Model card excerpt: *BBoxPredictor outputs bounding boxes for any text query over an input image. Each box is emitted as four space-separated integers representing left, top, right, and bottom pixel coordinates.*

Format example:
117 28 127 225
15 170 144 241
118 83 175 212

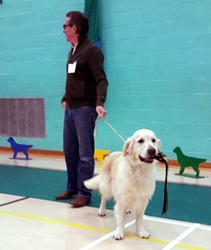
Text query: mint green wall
0 0 84 150
0 0 211 161
98 0 211 161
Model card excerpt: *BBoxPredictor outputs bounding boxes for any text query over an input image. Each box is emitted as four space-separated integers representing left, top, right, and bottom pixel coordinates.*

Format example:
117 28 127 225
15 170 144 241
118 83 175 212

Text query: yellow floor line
0 209 205 250
0 209 109 234
125 233 205 250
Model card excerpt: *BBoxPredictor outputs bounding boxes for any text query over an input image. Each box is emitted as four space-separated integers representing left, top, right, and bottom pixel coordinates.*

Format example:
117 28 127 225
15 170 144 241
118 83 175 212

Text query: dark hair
66 11 89 41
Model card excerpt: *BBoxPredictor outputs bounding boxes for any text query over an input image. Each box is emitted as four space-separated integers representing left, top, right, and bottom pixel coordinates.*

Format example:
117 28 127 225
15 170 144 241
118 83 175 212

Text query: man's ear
123 137 132 156
72 24 77 32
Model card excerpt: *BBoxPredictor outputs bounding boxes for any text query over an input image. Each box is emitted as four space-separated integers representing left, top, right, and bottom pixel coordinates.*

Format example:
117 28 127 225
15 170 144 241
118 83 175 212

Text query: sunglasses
63 24 73 29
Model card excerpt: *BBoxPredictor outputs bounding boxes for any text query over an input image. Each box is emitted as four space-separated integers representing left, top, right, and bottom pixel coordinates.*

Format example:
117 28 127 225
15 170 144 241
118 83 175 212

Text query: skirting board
0 146 210 169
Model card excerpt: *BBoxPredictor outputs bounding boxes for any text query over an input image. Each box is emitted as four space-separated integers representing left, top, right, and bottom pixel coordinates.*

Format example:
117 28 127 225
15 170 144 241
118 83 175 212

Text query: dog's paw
113 232 124 240
137 228 150 238
98 209 106 217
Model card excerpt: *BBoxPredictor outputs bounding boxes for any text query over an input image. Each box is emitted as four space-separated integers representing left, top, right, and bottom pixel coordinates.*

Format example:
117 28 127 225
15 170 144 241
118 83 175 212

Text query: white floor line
144 215 193 227
79 215 206 250
78 220 135 250
161 223 200 250
198 225 211 231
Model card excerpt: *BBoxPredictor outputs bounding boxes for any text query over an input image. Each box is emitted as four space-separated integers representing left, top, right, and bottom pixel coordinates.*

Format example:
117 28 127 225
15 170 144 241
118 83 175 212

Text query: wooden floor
0 151 211 250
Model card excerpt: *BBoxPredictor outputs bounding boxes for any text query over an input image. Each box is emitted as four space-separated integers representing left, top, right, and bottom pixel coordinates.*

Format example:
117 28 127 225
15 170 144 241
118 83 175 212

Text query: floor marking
161 223 201 250
144 215 203 228
78 220 135 250
0 197 29 207
0 209 110 233
144 215 193 226
0 210 166 236
198 225 211 231
79 218 204 250
0 210 206 250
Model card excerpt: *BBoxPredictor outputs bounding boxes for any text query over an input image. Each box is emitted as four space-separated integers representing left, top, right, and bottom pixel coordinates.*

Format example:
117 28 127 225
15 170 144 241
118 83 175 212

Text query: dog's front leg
13 151 17 159
135 210 150 238
113 204 126 240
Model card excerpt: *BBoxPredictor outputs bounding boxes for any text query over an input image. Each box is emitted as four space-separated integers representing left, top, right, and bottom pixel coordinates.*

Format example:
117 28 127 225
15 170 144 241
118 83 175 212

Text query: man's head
63 11 89 44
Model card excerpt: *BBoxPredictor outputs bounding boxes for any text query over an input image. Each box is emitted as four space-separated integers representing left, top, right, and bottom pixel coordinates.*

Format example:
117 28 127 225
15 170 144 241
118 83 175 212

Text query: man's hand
96 106 107 118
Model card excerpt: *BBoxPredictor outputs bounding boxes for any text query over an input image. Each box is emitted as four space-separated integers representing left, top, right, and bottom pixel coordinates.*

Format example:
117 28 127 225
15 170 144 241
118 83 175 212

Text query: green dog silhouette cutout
173 146 206 177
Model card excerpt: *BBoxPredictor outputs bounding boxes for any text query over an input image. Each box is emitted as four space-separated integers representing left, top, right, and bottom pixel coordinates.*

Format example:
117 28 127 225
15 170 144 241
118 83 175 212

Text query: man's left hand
96 106 107 118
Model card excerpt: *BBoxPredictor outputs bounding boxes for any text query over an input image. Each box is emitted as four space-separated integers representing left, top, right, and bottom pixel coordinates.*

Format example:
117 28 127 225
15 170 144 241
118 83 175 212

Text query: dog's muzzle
139 147 156 163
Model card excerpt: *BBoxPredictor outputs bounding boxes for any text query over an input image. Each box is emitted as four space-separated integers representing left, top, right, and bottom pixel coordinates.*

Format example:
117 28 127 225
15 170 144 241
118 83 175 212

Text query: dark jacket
62 38 108 108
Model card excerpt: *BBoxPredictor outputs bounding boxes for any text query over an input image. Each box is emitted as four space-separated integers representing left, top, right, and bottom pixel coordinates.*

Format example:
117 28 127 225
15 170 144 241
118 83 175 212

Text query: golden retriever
84 129 161 240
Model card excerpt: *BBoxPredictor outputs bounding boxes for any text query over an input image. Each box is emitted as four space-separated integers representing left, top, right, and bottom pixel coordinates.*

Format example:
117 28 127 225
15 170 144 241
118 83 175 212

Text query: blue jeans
63 106 97 198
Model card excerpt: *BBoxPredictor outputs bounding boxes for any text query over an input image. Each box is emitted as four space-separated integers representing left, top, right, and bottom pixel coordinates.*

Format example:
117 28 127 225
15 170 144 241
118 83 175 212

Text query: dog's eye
138 139 144 143
152 138 156 143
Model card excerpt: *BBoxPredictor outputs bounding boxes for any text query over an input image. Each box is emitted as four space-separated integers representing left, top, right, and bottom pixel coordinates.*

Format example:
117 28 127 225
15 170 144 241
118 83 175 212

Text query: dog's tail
84 174 101 190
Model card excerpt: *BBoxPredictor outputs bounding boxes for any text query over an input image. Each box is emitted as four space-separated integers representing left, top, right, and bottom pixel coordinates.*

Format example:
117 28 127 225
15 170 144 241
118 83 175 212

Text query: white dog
84 129 161 240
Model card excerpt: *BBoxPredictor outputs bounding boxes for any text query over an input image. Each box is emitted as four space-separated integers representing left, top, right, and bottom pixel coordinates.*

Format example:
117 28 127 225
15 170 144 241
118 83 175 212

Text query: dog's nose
147 147 156 157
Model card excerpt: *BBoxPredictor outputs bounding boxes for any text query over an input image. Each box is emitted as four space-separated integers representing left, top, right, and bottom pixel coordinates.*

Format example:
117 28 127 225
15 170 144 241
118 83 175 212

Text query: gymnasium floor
0 151 211 250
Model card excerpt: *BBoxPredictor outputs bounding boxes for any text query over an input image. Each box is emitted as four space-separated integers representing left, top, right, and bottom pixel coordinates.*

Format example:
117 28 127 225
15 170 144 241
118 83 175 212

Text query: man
56 11 108 207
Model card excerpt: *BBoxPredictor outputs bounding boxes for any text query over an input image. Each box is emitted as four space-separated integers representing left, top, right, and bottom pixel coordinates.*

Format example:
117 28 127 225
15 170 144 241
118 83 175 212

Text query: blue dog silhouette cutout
7 137 33 160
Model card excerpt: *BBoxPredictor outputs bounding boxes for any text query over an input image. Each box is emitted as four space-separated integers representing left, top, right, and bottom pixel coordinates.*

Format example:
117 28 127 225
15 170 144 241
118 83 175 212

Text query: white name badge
68 61 77 73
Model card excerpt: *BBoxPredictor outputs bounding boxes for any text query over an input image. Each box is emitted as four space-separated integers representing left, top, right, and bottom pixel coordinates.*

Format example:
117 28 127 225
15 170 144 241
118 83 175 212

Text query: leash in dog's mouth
154 152 168 215
139 155 154 163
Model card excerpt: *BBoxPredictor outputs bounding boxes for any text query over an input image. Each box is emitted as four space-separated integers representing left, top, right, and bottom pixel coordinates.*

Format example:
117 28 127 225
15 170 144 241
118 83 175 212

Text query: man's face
63 17 76 43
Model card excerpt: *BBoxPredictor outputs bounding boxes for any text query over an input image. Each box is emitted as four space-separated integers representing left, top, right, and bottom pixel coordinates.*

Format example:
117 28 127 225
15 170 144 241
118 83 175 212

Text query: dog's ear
123 137 132 156
156 138 161 152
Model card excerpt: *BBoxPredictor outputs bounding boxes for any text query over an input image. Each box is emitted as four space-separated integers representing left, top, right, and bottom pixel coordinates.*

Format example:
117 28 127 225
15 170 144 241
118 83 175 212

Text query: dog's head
7 137 14 143
123 129 161 164
173 146 180 153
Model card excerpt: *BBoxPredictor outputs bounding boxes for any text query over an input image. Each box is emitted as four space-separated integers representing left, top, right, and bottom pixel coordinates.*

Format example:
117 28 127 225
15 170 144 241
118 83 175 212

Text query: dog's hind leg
193 165 200 177
113 204 126 240
98 178 112 217
23 150 29 159
98 196 107 217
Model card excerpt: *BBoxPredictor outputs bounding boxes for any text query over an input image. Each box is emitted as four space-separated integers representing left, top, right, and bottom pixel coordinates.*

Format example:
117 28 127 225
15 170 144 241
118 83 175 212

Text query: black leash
154 152 169 215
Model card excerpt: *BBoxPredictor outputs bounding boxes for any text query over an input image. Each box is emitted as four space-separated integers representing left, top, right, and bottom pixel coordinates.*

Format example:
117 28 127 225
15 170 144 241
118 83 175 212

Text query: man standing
56 11 108 208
